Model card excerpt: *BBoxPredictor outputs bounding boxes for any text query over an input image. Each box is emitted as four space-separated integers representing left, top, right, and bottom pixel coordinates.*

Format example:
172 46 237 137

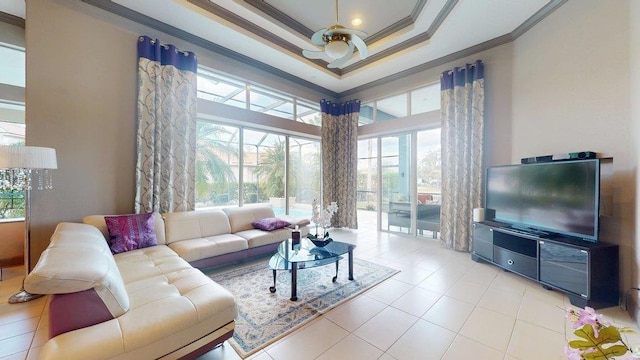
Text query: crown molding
81 0 566 97
0 11 25 29
81 0 338 98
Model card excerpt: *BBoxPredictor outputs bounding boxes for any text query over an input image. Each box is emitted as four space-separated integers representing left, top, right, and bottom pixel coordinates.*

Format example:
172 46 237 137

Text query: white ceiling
0 0 566 95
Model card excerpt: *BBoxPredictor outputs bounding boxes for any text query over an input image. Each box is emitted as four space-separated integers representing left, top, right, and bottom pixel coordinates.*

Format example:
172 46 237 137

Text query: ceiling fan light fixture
325 40 350 59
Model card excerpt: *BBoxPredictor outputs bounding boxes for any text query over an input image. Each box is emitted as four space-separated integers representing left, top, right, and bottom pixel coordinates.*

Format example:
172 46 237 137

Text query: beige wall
511 0 634 297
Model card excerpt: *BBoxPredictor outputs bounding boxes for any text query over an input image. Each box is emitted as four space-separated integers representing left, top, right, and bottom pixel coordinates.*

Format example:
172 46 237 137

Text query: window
358 83 440 125
195 119 320 215
411 84 440 115
0 44 25 87
197 66 322 125
195 122 239 207
288 137 321 216
0 103 25 220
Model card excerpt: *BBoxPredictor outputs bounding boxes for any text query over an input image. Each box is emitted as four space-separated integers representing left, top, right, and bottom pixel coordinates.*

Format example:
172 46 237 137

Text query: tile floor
0 227 637 360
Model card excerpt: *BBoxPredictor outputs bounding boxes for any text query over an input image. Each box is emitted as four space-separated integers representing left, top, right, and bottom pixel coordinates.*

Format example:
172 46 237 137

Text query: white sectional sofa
24 205 310 360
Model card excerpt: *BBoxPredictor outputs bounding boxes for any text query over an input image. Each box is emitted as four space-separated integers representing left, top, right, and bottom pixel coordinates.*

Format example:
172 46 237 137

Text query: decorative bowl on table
310 238 332 247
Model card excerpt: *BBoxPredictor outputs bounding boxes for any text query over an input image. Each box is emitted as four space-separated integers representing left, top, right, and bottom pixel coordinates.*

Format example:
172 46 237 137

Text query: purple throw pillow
104 213 158 254
252 217 291 231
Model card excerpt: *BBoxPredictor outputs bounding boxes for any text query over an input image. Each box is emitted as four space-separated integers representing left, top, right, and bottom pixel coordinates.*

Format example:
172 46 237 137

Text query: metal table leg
348 248 354 280
290 262 298 301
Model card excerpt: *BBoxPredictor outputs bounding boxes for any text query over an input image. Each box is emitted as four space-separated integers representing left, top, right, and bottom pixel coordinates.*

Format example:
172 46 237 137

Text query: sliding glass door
381 134 413 233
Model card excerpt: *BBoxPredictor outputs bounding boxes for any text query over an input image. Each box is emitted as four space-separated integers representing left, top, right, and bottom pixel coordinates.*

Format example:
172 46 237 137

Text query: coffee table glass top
276 238 354 264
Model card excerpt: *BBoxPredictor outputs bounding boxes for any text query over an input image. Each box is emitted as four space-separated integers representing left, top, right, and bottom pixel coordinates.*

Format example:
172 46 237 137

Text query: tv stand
472 221 619 309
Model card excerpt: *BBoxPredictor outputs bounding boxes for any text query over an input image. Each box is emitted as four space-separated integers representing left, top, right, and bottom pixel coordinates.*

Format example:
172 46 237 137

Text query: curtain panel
320 99 359 229
135 36 198 214
440 60 485 251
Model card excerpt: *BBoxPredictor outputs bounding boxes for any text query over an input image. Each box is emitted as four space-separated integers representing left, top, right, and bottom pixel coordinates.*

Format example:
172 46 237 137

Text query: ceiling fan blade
325 27 367 38
351 34 368 59
302 49 326 60
327 41 355 69
311 29 327 46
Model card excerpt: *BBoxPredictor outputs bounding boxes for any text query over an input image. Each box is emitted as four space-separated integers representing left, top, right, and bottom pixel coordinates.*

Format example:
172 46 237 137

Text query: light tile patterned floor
0 226 637 360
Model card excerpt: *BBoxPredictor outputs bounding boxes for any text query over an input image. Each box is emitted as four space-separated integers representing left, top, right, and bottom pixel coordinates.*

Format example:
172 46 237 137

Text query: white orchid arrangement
308 199 338 241
565 306 639 360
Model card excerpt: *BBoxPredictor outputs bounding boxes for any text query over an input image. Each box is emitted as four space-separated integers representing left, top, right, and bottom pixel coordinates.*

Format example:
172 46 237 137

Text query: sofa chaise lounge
24 205 310 360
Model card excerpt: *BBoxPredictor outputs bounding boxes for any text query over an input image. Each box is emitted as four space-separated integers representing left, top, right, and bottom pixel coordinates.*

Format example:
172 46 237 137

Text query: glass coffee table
269 238 356 301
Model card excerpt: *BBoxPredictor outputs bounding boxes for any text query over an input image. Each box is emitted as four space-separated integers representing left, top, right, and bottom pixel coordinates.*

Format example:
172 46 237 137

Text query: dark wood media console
472 221 619 309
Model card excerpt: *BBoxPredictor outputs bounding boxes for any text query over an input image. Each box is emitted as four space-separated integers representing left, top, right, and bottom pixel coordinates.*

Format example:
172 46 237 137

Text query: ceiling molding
0 11 24 28
511 0 567 38
187 0 331 71
338 33 513 99
81 0 566 98
81 0 338 98
339 0 456 74
195 0 438 73
243 0 428 47
243 0 314 38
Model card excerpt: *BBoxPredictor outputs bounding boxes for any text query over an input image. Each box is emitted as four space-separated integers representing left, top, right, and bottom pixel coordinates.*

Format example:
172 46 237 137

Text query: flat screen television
484 159 600 242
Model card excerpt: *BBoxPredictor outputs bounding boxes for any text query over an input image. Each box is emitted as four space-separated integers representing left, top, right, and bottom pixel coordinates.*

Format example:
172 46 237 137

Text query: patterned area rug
207 256 399 358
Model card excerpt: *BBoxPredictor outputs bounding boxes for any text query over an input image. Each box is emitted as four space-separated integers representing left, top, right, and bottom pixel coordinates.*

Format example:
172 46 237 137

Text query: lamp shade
0 146 58 170
325 40 350 59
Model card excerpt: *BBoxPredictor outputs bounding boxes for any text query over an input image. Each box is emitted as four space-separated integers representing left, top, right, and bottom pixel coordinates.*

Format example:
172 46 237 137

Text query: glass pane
289 137 320 217
359 102 374 125
411 84 440 115
0 44 25 87
197 70 246 109
195 122 239 208
416 128 441 238
376 94 407 120
0 102 25 145
243 129 285 208
249 86 294 120
297 101 321 125
357 138 378 229
381 134 412 233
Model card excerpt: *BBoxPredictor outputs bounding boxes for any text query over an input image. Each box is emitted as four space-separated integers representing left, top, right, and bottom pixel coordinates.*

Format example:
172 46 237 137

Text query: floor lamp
0 146 57 304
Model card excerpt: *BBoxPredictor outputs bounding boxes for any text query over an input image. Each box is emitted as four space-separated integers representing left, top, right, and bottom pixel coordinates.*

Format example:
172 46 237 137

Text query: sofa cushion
83 212 166 245
163 209 232 244
105 212 158 254
24 222 130 318
168 234 248 262
252 217 291 231
223 206 276 233
235 227 295 248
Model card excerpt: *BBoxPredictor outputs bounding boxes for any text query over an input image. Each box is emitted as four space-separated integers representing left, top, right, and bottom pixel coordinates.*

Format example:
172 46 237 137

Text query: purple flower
564 345 590 360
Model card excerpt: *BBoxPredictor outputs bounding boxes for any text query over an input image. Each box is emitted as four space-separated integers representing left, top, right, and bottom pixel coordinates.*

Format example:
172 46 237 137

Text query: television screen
485 159 600 241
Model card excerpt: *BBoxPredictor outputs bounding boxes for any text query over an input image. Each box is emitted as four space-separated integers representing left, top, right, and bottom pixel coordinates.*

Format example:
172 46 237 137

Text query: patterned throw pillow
251 217 291 231
104 213 158 254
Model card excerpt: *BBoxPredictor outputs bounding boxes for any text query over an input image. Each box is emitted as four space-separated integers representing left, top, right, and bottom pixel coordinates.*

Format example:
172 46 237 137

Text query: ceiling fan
302 0 368 69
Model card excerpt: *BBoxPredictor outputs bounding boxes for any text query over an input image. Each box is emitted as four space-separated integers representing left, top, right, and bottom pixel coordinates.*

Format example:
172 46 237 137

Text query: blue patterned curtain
321 99 359 229
135 36 198 213
440 60 485 251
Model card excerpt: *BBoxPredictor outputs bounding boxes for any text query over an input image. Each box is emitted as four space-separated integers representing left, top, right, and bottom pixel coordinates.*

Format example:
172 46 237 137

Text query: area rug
206 256 399 358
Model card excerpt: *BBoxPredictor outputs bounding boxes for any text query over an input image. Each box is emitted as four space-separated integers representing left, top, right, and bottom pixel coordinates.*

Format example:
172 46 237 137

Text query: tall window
195 120 320 215
289 137 321 216
195 122 239 207
0 43 26 220
357 138 378 228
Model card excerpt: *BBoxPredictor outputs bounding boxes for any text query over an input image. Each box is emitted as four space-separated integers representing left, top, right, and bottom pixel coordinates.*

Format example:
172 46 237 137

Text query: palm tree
253 139 298 199
196 122 238 205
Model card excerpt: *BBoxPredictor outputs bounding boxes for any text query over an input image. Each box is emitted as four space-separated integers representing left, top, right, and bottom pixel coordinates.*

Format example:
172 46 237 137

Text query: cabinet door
472 223 493 260
539 241 589 298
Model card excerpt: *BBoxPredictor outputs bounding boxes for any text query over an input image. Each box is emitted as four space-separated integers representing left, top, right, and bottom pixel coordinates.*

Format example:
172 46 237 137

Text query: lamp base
9 289 43 304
